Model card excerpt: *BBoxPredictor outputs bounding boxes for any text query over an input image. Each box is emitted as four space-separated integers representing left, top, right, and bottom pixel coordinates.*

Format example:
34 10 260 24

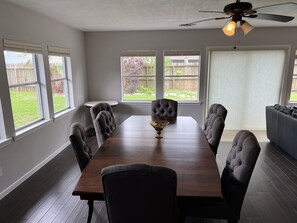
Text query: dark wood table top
73 116 222 202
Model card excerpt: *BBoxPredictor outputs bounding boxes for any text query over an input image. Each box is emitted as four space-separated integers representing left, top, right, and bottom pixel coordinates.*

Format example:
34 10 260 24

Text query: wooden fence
6 67 35 91
7 67 297 93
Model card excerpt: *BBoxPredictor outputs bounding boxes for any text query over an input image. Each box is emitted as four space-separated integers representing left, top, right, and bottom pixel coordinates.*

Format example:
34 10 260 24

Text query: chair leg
87 200 94 223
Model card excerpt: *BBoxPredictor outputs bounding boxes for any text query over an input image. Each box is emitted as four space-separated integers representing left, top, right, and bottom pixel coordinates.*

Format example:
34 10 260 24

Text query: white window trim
14 119 52 141
47 46 73 115
288 51 297 104
120 50 157 102
163 50 201 103
0 138 12 149
4 40 46 131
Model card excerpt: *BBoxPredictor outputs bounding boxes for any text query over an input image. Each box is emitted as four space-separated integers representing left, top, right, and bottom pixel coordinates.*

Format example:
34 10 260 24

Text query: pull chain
233 28 241 50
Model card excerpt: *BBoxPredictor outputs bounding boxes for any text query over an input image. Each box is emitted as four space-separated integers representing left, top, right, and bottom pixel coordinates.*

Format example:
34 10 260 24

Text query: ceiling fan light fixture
240 20 254 35
222 20 236 36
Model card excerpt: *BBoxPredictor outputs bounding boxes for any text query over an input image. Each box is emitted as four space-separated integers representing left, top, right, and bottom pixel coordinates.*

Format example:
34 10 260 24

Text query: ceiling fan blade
255 2 297 12
199 10 225 14
256 13 294 22
180 16 231 27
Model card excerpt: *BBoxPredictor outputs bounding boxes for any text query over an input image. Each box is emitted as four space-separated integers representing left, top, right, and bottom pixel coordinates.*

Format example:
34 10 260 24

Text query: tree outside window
121 55 156 101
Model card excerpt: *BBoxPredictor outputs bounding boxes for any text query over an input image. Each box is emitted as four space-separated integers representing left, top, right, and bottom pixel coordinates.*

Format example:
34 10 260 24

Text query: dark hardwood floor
0 135 297 223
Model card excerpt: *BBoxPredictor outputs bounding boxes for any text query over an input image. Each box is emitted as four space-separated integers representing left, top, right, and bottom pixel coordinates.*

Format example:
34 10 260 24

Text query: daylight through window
164 51 200 101
48 46 71 114
121 51 156 101
3 40 44 130
289 51 297 103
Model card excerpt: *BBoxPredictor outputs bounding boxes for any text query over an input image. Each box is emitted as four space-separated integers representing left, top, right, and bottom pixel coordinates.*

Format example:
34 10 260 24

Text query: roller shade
48 45 70 57
121 50 156 57
3 39 42 54
164 50 200 56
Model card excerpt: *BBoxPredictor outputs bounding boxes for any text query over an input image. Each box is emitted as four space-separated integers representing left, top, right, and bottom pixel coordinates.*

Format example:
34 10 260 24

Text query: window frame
120 50 157 102
289 52 297 104
47 46 72 116
163 50 200 102
3 39 46 131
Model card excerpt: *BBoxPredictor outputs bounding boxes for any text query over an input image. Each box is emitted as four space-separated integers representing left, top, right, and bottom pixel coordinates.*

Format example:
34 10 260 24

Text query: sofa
266 105 297 159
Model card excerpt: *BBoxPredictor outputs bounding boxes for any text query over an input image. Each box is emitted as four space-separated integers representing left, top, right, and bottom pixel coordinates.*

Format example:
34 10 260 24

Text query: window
48 46 72 114
289 52 297 103
3 39 44 130
164 51 200 101
208 49 286 130
121 51 156 101
0 99 5 140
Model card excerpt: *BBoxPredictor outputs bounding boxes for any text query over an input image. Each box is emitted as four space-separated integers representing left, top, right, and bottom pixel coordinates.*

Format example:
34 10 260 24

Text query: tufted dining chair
151 99 178 124
69 122 94 223
90 102 116 126
101 163 177 223
93 110 116 148
179 130 261 223
204 103 227 131
204 113 225 156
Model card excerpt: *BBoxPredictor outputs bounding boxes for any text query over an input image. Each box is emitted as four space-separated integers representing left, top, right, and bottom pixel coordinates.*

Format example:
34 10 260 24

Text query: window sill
288 102 297 105
121 100 202 105
14 119 53 141
9 109 76 142
0 138 13 149
54 108 76 121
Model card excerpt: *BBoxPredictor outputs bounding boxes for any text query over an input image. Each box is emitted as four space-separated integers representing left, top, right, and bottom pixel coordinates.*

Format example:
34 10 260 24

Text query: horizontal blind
121 50 156 57
164 50 200 56
48 45 70 57
3 39 43 54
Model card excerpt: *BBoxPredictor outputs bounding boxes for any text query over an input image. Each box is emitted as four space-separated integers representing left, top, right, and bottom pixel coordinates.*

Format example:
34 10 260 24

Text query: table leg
87 200 94 223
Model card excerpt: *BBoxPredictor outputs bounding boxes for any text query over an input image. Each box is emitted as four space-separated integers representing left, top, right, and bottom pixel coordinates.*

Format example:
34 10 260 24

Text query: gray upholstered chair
151 99 178 124
93 110 116 147
179 130 261 223
204 113 225 156
90 102 116 126
204 103 227 130
101 163 177 223
69 122 94 223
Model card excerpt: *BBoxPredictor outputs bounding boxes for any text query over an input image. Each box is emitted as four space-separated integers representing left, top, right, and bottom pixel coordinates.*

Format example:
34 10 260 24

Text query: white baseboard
0 141 70 200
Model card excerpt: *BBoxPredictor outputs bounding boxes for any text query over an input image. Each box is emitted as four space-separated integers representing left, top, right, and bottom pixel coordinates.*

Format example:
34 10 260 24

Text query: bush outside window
48 55 70 113
121 52 156 101
164 51 200 101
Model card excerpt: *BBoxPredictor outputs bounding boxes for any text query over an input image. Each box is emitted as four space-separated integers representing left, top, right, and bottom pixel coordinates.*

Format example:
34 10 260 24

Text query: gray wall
1 0 297 200
85 28 297 125
0 2 88 199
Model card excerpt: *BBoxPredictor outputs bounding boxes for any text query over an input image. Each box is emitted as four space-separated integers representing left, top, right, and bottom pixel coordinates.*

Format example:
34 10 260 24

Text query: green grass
124 94 156 101
290 92 297 101
124 89 197 101
164 89 197 100
10 91 66 129
11 90 297 128
53 95 67 113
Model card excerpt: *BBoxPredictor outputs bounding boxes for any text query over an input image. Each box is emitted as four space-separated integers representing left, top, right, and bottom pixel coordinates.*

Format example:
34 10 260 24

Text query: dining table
72 115 222 218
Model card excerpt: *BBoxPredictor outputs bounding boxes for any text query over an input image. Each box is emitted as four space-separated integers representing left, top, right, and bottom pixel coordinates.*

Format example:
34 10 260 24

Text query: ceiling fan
180 0 296 36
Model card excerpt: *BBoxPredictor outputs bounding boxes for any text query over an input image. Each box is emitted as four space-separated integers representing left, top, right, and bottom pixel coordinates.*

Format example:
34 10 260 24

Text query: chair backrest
204 103 227 130
93 110 116 147
204 113 225 156
90 102 115 125
221 130 260 221
69 122 92 172
101 163 177 223
151 99 178 124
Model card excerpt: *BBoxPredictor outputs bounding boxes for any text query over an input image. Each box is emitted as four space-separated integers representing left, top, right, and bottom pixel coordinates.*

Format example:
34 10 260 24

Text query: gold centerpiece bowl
150 120 169 139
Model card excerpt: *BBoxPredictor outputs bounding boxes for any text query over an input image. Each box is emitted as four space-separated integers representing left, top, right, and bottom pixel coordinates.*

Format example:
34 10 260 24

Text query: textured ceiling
4 0 297 31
